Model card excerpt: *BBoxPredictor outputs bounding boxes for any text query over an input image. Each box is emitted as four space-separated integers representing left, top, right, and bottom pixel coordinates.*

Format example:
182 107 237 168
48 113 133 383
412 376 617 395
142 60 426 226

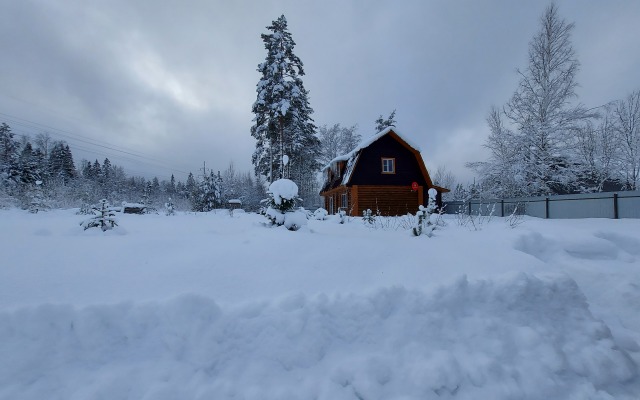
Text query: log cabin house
320 128 448 216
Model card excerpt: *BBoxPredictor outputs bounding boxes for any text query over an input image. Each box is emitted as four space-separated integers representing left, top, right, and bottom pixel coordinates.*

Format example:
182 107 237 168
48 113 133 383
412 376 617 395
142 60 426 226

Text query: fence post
501 200 504 217
468 201 471 215
545 197 549 219
613 193 619 219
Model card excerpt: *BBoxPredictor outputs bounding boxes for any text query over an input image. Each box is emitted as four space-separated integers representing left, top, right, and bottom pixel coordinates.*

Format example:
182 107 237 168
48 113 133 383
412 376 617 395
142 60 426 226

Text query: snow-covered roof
322 127 422 172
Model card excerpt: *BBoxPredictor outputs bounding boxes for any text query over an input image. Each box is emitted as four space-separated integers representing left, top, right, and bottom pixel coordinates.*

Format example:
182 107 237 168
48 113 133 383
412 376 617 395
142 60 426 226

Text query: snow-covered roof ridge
322 127 421 171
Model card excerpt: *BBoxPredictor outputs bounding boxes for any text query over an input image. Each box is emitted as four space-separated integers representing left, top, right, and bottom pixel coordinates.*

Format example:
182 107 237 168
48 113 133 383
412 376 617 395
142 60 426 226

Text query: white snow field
1 209 639 399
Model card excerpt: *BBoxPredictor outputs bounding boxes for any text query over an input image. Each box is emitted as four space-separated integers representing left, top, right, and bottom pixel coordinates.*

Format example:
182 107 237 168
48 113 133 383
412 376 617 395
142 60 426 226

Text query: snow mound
0 274 636 400
595 231 640 256
515 231 638 263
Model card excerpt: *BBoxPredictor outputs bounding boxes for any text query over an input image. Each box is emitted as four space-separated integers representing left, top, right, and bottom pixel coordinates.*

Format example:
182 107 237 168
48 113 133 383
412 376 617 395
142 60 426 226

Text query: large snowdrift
0 274 636 400
1 209 640 398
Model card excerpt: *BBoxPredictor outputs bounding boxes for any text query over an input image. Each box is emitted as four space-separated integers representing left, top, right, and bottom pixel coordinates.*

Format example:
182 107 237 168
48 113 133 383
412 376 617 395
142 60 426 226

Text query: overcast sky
1 1 638 184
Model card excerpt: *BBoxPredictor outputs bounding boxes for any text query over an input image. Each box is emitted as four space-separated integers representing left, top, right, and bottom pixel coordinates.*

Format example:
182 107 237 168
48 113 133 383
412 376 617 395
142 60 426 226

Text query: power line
1 112 195 178
27 136 189 179
0 112 192 170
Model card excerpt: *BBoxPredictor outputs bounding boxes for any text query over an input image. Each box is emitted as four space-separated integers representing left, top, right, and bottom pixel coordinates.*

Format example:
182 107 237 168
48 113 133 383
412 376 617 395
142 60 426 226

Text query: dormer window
331 162 341 178
382 158 395 174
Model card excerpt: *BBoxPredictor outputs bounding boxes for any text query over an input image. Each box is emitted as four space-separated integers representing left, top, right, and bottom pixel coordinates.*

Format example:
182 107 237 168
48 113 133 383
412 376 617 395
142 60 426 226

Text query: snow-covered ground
1 209 639 399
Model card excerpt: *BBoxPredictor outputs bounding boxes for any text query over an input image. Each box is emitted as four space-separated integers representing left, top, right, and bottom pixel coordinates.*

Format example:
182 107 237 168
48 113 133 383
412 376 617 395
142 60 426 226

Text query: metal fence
443 191 640 219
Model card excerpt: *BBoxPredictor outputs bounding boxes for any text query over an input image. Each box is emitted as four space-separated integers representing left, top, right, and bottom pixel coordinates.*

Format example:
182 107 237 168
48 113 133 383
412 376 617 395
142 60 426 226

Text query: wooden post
613 193 619 219
468 201 472 215
501 200 504 217
545 197 550 219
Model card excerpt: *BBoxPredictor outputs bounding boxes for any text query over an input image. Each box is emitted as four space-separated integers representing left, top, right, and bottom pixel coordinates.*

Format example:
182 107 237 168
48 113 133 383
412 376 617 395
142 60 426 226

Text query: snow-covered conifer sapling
264 179 307 231
413 188 438 237
165 198 175 216
80 199 118 231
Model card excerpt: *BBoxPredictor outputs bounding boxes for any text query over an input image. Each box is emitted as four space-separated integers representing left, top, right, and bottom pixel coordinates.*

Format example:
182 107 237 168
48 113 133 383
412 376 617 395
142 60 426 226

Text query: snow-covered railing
443 190 640 219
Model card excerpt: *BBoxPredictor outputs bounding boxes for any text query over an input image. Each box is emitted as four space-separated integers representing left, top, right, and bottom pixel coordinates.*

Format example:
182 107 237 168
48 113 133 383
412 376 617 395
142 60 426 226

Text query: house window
382 158 395 174
341 193 348 209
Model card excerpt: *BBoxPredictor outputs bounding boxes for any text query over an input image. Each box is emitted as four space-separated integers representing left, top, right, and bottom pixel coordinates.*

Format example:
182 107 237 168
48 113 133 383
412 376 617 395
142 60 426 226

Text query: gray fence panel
443 190 640 219
544 192 614 219
524 200 547 218
619 192 640 218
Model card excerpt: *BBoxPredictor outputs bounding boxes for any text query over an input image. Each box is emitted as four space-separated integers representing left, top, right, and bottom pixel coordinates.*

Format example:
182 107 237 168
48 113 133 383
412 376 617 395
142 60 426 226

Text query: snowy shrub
165 198 175 216
506 204 525 228
27 181 48 214
76 203 93 215
312 207 328 220
338 209 346 224
412 188 438 237
456 200 495 231
263 179 307 231
80 199 118 231
362 208 378 225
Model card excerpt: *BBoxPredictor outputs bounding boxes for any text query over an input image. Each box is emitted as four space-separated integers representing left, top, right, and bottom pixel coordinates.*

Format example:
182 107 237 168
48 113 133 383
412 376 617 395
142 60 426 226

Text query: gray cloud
1 0 638 183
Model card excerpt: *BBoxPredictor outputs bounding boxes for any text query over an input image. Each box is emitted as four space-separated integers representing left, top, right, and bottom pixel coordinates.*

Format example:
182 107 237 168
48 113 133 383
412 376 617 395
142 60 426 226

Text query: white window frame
382 157 395 174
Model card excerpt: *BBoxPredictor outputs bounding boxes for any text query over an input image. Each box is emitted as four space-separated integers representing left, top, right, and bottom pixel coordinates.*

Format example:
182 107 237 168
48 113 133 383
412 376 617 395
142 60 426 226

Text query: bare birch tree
613 90 640 190
505 3 593 195
467 106 527 197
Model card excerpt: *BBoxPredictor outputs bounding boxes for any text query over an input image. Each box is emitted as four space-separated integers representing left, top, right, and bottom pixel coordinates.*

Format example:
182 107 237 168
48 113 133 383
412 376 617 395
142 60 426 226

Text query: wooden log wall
355 185 419 216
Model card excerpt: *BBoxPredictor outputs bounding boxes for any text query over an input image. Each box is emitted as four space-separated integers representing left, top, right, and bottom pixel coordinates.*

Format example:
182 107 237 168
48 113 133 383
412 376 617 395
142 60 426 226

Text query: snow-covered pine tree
192 170 222 212
18 142 41 186
263 178 306 230
80 199 118 231
140 180 152 211
28 180 48 213
100 158 112 197
251 14 321 192
0 123 20 190
165 197 175 216
413 188 438 237
48 141 75 185
167 174 176 197
374 110 397 133
185 172 197 200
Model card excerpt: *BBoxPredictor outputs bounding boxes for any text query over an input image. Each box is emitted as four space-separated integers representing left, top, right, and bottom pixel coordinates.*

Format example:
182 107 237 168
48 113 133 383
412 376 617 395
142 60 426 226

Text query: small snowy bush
27 181 48 213
413 188 438 237
337 209 346 224
263 179 307 231
362 209 378 225
80 199 118 232
312 208 328 220
165 198 175 216
506 203 524 228
456 200 495 231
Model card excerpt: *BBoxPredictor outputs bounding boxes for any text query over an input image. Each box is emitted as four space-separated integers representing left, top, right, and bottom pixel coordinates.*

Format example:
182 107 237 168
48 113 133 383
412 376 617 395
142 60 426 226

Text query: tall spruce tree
18 142 41 185
48 141 76 185
251 15 321 190
0 123 20 187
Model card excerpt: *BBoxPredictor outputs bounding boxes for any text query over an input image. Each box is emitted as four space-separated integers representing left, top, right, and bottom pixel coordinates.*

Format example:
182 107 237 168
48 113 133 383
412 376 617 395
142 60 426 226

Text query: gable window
381 158 395 174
